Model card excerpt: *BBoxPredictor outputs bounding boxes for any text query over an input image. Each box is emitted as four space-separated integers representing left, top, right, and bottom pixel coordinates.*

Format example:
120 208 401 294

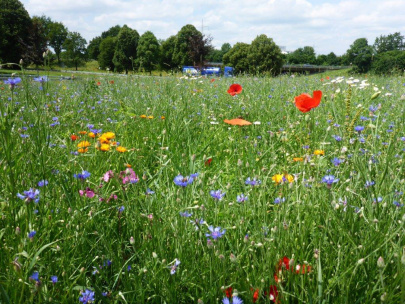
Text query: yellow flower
88 132 96 138
314 150 325 155
147 115 154 119
116 146 127 153
160 116 165 120
293 157 304 162
77 141 91 148
140 114 147 118
78 148 88 153
102 132 115 140
98 136 110 144
272 174 294 184
99 144 110 152
79 131 87 135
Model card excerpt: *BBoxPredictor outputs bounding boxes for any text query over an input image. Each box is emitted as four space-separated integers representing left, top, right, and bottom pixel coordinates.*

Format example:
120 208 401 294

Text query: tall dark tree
101 25 122 39
374 32 404 53
87 36 103 60
62 31 87 70
98 36 116 70
26 16 49 66
137 31 160 73
247 34 284 75
48 22 68 64
113 25 139 73
0 0 32 65
173 24 211 66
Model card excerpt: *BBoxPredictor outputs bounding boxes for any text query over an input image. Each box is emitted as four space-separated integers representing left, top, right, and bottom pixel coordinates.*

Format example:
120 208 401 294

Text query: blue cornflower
30 271 39 282
74 171 91 180
190 218 205 230
169 259 180 275
28 230 37 239
79 289 95 304
322 175 339 186
33 76 48 84
210 190 225 200
4 77 22 89
354 126 364 133
89 128 102 135
222 296 243 304
332 135 342 142
332 157 343 166
17 188 40 203
245 177 261 186
118 206 125 213
37 180 48 187
365 181 375 188
273 197 285 204
369 105 378 113
179 211 193 217
237 194 248 203
173 174 194 187
205 226 226 240
51 275 58 284
393 201 403 207
145 188 155 195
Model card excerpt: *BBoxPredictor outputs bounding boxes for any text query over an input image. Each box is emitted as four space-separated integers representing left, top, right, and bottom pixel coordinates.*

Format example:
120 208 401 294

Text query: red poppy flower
252 288 260 303
70 134 78 141
264 285 279 303
210 78 215 83
205 158 213 166
224 287 233 298
227 84 242 96
294 90 322 113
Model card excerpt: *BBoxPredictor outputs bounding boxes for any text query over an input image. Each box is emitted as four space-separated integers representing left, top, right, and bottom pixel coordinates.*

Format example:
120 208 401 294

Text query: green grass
0 70 404 303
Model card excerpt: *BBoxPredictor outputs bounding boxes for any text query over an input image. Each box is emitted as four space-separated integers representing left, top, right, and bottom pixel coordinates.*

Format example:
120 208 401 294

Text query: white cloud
21 0 405 55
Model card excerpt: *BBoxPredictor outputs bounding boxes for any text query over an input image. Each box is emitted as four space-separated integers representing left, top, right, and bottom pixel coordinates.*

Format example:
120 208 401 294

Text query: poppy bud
371 91 381 100
130 236 135 244
19 59 23 65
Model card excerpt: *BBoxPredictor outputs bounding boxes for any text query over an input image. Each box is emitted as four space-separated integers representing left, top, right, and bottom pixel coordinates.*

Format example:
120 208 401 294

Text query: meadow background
0 70 404 303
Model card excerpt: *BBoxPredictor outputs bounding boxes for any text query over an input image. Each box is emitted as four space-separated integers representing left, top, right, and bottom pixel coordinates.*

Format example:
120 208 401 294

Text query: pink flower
120 168 139 184
79 187 95 198
103 170 114 182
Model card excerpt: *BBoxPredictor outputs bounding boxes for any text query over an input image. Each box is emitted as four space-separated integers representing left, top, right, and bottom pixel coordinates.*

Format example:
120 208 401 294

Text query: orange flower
294 90 322 113
78 148 88 153
79 131 87 135
109 80 114 84
293 157 304 162
99 144 110 152
224 118 252 126
70 134 78 141
125 163 132 168
147 115 154 119
102 132 115 140
160 116 165 120
77 141 91 148
88 132 96 138
227 83 242 96
116 146 127 153
140 114 147 118
96 81 101 86
98 136 110 144
314 149 325 155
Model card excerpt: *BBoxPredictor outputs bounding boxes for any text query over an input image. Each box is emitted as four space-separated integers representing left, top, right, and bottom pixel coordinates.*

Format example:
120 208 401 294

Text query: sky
21 0 405 56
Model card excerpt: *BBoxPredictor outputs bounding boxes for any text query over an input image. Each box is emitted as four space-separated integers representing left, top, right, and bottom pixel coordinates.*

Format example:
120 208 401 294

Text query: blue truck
182 66 234 77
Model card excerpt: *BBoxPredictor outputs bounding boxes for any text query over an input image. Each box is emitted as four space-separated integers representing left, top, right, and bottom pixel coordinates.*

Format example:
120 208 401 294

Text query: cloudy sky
21 0 405 55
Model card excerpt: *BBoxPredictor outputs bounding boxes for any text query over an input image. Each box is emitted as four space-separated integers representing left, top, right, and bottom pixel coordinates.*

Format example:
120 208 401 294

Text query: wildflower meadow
0 70 404 303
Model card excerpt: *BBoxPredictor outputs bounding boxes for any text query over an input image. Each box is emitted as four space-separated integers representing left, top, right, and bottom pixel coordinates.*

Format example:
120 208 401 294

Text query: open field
0 71 404 303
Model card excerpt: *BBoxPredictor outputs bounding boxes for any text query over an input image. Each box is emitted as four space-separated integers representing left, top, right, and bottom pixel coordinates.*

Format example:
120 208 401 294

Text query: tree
101 25 122 39
345 38 374 73
62 31 87 70
372 50 405 75
247 34 284 75
287 46 317 64
137 31 160 73
0 0 32 65
87 36 103 60
26 16 49 66
113 25 139 73
223 42 250 74
173 24 211 67
207 43 232 62
98 36 116 70
160 35 177 70
48 22 68 64
374 32 404 53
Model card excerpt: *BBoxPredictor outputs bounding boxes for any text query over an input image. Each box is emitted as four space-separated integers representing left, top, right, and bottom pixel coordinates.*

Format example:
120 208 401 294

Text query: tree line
1 0 404 75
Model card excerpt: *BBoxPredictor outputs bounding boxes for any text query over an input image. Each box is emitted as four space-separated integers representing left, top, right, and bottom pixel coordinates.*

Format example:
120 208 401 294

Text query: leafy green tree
87 36 102 60
26 16 49 66
101 25 122 39
137 31 160 73
48 22 68 64
372 50 405 74
374 32 404 53
62 31 87 70
160 35 177 70
98 36 116 70
223 42 250 74
113 25 139 73
207 43 232 62
345 38 374 72
0 0 32 65
287 46 317 64
247 34 284 75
